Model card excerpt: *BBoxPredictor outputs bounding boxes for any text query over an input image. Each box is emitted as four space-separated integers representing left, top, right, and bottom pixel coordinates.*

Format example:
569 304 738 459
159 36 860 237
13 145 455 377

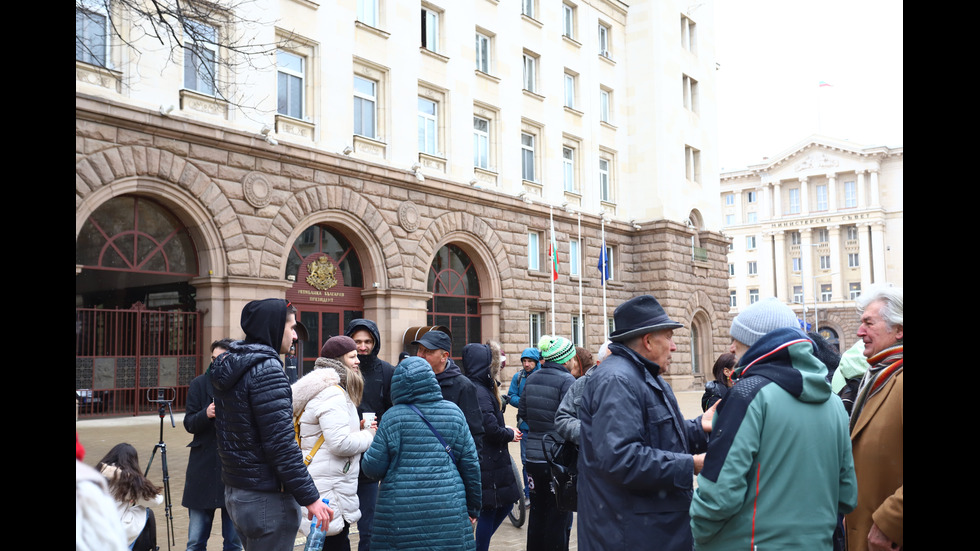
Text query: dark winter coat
345 319 394 421
181 369 226 509
361 357 481 550
211 299 319 506
700 380 729 412
518 360 575 464
462 343 521 511
436 359 485 456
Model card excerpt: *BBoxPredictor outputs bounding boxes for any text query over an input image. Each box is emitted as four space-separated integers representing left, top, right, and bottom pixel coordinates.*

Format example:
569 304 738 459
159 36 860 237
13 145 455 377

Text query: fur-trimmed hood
462 341 502 390
291 363 342 415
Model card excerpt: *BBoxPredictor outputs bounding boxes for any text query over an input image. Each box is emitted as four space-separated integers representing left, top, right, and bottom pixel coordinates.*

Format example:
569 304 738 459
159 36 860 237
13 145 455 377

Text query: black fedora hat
609 295 683 342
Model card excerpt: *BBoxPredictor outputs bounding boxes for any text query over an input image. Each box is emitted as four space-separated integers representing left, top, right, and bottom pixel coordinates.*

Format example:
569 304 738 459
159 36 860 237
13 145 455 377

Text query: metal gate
75 303 201 417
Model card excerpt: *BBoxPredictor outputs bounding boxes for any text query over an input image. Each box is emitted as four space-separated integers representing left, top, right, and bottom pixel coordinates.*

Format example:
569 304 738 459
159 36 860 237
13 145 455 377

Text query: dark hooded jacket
211 298 319 506
345 319 394 421
462 343 521 511
436 358 485 456
518 360 575 464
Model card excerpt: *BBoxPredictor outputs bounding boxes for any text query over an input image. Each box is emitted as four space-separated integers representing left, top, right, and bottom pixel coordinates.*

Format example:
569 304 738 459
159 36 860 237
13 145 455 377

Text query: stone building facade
76 0 730 415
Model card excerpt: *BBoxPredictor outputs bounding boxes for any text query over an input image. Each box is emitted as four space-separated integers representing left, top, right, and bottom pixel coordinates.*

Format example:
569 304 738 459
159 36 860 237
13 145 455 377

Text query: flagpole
601 212 608 341
577 210 583 347
549 205 556 335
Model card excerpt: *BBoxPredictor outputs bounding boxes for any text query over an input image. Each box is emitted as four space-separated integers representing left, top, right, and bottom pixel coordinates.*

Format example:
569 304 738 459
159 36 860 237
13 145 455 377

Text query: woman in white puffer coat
293 335 376 550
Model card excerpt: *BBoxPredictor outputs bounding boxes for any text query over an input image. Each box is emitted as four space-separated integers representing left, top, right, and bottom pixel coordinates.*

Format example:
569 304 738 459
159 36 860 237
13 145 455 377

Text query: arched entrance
285 224 365 375
75 195 202 416
426 244 481 364
690 311 712 380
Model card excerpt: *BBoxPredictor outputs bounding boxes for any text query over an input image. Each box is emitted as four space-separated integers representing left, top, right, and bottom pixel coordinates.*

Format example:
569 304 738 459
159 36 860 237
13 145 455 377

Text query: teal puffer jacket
361 357 482 550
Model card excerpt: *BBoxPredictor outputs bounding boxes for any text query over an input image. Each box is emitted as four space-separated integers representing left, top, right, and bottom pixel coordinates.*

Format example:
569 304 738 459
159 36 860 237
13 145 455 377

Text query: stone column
361 288 433 365
857 171 867 209
800 228 814 311
773 180 782 218
870 221 887 284
827 173 838 211
800 177 809 216
759 230 775 298
773 230 787 301
827 224 843 300
869 169 881 208
858 223 872 291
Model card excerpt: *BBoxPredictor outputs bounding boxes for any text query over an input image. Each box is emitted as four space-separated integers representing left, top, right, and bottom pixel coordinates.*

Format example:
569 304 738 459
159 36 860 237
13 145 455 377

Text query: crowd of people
77 284 902 551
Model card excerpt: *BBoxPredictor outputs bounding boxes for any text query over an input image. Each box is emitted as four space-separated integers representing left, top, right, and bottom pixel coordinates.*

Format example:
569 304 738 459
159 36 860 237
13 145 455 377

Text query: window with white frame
353 75 378 139
793 285 803 303
685 145 701 184
729 263 735 276
599 157 611 202
529 311 545 346
523 51 538 93
792 257 802 272
724 214 734 226
787 188 801 214
747 212 757 223
562 146 575 192
76 5 108 66
681 14 697 54
562 3 575 39
820 255 831 270
724 194 735 205
603 245 615 281
569 238 581 277
849 282 861 299
528 232 541 271
358 0 379 27
749 289 760 304
522 0 536 19
790 231 801 245
747 190 758 203
730 290 737 308
183 20 218 96
746 235 756 250
747 261 758 275
816 228 829 242
564 72 576 109
421 7 440 53
844 180 857 207
571 314 584 346
475 31 491 74
820 284 832 302
848 253 859 268
277 50 305 119
846 225 858 240
599 87 612 123
417 97 439 155
816 184 828 211
598 22 610 57
473 116 490 169
683 74 699 113
521 132 536 182
607 316 616 336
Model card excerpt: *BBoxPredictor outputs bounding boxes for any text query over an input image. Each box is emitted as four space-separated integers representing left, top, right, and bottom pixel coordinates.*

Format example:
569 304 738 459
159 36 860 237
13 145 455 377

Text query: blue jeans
186 507 242 551
475 507 511 551
224 486 300 551
356 479 379 551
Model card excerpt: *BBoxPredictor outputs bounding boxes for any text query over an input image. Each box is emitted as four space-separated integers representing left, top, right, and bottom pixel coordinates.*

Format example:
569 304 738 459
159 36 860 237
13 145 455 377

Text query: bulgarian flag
549 217 559 281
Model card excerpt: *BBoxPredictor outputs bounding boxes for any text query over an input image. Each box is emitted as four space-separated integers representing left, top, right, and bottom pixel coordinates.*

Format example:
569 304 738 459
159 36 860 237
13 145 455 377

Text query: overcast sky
714 0 904 171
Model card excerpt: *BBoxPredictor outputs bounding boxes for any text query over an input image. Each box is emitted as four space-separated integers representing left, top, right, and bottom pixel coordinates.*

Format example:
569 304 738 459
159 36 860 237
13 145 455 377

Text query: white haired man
846 285 903 551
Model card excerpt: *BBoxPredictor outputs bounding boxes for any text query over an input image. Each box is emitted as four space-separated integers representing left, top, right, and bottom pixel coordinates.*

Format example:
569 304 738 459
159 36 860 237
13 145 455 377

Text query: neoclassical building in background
76 0 730 416
721 136 903 349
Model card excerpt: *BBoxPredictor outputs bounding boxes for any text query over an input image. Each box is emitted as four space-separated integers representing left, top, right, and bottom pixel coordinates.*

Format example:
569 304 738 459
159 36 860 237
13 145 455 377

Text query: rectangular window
821 284 832 302
729 263 735 276
725 193 735 205
747 261 758 275
523 52 537 93
683 74 699 113
598 23 610 57
183 21 218 96
730 290 737 308
569 238 581 277
820 255 831 270
521 132 536 182
848 253 860 268
816 228 829 242
685 145 701 183
421 8 439 52
747 212 757 223
816 184 828 211
353 75 378 139
473 116 490 169
357 0 379 27
607 316 616 336
844 181 857 208
787 188 801 214
849 282 862 299
746 235 756 250
277 50 305 119
681 14 697 54
603 245 615 281
528 232 540 271
76 6 107 66
417 97 438 155
599 157 611 202
846 226 859 240
790 231 801 245
562 3 574 38
749 289 760 304
599 87 611 123
564 72 576 108
747 191 757 203
563 146 575 192
792 257 802 272
529 312 544 346
571 314 583 347
793 285 804 303
724 214 734 226
475 32 491 73
522 0 535 19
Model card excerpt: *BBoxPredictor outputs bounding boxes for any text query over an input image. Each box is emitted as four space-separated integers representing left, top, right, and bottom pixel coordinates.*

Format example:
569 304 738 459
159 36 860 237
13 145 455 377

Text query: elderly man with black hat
577 295 712 551
413 329 485 455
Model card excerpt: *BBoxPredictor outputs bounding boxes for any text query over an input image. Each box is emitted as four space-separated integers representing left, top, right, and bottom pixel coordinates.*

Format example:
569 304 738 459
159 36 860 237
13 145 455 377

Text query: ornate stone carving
306 255 339 290
398 201 420 232
242 171 272 209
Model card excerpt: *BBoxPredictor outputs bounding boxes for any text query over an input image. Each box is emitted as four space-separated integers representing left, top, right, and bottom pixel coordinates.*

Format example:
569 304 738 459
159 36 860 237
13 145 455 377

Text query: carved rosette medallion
242 171 272 209
398 201 420 232
306 256 339 290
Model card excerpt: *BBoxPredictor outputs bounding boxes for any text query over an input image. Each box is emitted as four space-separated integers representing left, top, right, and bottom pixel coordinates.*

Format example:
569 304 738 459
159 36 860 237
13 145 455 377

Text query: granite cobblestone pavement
77 390 704 550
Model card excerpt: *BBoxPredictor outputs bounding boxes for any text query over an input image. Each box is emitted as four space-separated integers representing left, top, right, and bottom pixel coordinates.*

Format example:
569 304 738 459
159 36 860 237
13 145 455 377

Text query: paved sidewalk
77 390 704 550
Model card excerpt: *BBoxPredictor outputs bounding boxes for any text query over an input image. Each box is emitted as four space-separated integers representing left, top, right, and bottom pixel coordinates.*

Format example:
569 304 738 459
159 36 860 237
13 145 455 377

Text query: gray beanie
730 297 799 347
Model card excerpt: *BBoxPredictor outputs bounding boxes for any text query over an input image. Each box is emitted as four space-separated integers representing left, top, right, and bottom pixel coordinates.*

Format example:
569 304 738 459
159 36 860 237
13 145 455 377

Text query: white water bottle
304 498 330 551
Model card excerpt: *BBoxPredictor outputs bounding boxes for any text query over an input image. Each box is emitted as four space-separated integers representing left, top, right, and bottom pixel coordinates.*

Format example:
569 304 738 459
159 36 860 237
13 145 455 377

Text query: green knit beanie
538 335 576 365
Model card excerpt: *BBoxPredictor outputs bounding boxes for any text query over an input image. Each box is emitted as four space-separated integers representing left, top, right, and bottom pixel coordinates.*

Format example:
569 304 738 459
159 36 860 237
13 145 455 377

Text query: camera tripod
144 387 177 551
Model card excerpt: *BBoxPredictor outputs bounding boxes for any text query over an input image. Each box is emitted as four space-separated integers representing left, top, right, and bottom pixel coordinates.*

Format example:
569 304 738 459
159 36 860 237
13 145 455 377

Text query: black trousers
525 462 572 551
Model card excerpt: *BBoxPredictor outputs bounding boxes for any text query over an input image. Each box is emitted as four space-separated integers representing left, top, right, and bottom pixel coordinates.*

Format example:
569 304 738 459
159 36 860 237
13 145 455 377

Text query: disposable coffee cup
362 412 376 427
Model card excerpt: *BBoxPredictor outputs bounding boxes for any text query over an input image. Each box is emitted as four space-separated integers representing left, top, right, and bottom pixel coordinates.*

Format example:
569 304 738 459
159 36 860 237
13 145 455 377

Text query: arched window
690 311 712 377
427 244 481 359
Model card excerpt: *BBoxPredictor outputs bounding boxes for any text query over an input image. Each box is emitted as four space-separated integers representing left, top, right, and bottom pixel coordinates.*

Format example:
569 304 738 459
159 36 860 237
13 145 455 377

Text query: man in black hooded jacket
212 298 332 549
345 318 395 551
